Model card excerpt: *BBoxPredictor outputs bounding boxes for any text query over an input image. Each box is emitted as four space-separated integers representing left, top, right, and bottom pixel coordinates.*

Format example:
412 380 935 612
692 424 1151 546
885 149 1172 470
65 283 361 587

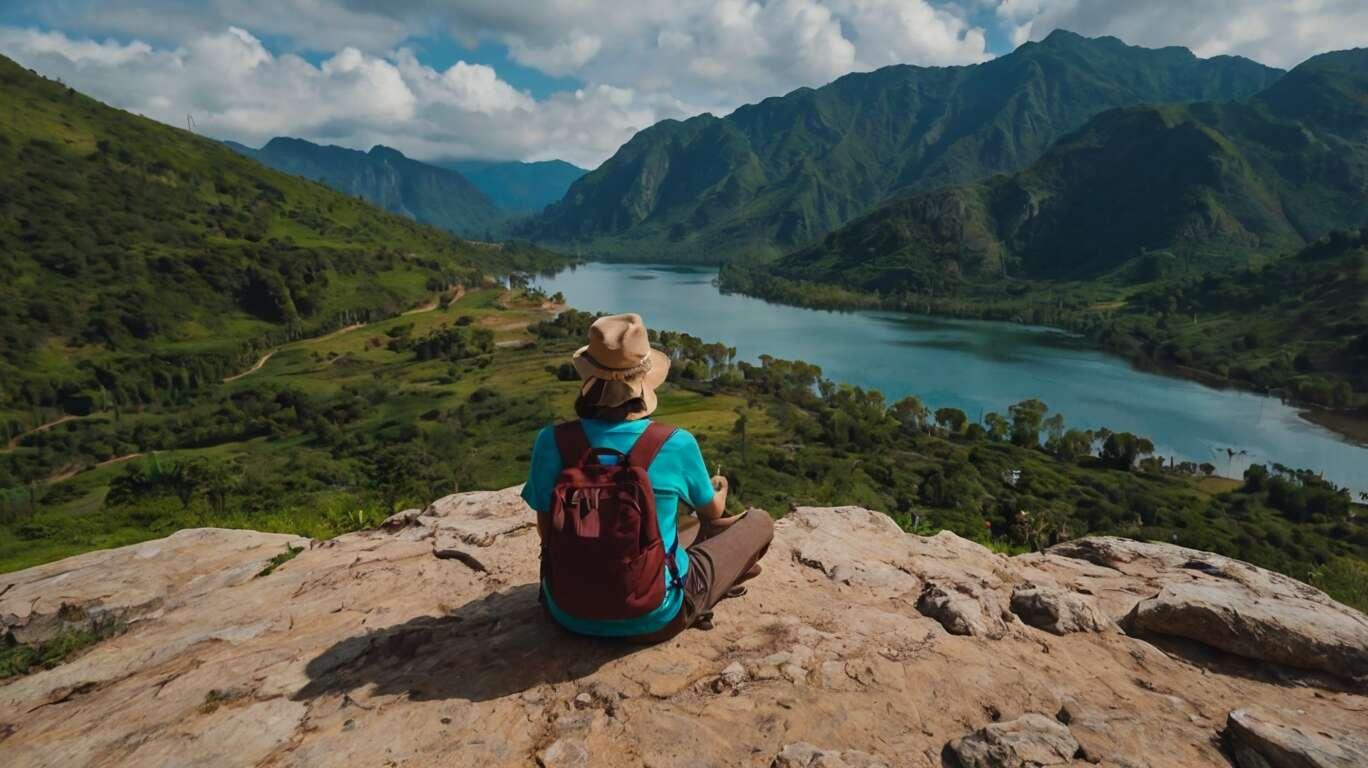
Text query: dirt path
223 322 370 383
223 351 274 383
304 323 367 344
46 451 145 485
3 414 82 453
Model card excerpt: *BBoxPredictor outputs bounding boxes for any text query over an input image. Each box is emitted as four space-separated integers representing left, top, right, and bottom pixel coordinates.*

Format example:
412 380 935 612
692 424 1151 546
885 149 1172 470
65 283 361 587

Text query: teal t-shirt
521 418 716 636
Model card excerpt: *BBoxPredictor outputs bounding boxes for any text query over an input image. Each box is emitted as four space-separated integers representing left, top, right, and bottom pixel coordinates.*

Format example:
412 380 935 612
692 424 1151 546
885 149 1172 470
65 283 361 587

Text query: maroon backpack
539 420 683 620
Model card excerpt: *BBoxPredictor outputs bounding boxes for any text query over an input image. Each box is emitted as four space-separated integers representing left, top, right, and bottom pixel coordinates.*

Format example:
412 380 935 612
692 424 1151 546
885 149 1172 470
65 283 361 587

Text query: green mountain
1102 229 1368 412
528 30 1283 262
226 138 504 237
437 158 586 213
768 48 1368 292
0 54 561 420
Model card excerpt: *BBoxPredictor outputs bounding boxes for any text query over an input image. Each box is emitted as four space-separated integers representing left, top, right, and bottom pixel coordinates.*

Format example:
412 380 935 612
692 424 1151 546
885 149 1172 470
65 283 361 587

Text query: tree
732 408 749 461
1008 399 1049 447
1243 464 1270 492
1099 432 1154 470
891 396 929 434
984 412 1009 442
1052 429 1094 462
934 407 967 435
372 442 452 512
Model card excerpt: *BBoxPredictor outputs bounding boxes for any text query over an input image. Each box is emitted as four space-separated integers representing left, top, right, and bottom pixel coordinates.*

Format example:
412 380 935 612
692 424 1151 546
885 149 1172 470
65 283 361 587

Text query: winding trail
221 287 467 382
3 415 83 454
222 352 274 383
46 451 146 485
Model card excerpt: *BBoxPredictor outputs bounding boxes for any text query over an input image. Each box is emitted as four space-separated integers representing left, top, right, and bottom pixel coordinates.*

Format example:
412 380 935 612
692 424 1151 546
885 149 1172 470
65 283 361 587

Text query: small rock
717 661 748 689
771 741 888 768
538 737 590 768
1225 708 1368 768
917 581 1010 639
573 692 594 709
380 508 422 530
1010 586 1111 635
949 713 1080 768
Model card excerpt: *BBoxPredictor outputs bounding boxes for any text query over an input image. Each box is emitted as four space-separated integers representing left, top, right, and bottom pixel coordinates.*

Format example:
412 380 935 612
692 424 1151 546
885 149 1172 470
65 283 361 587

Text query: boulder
1226 708 1368 768
1010 586 1112 635
1127 582 1368 682
948 714 1080 767
918 581 1011 639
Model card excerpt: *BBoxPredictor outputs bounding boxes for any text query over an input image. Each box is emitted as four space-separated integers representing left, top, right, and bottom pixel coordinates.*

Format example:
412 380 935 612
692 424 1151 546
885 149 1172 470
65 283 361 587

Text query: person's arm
698 475 736 531
520 427 560 536
674 429 737 534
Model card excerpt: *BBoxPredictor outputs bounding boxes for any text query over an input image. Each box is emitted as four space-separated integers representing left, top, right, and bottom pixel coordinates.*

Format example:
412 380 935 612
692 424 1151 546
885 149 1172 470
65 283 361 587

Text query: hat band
581 350 654 381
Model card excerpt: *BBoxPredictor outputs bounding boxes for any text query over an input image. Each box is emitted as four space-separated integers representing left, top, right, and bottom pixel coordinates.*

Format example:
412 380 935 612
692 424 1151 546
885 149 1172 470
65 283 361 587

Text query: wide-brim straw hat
571 313 670 420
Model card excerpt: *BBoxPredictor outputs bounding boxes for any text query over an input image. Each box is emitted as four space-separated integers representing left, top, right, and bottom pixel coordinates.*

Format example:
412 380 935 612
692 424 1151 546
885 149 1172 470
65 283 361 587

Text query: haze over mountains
526 30 1284 261
225 139 586 236
437 159 586 214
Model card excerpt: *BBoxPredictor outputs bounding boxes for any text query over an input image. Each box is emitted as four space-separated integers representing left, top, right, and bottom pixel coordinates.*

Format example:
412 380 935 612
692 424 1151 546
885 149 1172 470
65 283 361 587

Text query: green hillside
0 54 563 432
765 48 1368 291
226 138 505 236
528 31 1282 262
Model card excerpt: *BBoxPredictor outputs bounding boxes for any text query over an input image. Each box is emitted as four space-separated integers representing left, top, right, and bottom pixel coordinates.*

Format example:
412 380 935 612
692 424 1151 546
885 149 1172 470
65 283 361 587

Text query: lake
531 262 1367 495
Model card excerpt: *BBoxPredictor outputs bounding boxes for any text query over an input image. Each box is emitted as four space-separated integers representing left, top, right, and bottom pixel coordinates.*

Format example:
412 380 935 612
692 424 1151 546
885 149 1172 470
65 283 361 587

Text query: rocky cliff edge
2 487 1367 767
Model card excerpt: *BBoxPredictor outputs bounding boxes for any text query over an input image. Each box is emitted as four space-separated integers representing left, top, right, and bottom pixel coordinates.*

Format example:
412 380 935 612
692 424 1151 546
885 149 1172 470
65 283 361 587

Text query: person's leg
682 510 774 618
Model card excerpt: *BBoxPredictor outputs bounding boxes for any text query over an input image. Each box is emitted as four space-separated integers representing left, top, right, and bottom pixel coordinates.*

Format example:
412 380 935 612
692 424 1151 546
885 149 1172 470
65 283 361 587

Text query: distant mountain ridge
437 158 586 213
528 30 1284 262
768 47 1368 291
226 138 504 237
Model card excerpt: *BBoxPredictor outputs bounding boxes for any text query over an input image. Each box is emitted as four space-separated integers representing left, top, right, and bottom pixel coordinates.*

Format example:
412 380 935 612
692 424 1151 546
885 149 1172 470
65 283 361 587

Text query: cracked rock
948 713 1080 768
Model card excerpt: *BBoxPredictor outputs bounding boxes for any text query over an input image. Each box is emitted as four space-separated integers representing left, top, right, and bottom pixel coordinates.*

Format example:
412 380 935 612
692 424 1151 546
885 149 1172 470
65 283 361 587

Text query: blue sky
0 1 1361 167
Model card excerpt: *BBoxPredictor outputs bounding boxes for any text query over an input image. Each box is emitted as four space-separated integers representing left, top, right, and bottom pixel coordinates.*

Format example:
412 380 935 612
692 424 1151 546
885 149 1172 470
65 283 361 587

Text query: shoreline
712 270 1368 450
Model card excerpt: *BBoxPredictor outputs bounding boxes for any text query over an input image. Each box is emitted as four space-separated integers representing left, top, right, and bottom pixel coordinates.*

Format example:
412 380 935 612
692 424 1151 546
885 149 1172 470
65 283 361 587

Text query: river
531 263 1366 495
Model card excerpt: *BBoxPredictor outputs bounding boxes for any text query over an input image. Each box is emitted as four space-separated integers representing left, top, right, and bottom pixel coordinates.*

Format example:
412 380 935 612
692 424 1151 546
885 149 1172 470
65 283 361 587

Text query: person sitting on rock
522 313 772 642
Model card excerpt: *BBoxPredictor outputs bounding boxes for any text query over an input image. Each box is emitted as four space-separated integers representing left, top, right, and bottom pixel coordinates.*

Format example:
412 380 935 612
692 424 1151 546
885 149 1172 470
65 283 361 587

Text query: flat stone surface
1226 708 1368 768
1 488 1365 767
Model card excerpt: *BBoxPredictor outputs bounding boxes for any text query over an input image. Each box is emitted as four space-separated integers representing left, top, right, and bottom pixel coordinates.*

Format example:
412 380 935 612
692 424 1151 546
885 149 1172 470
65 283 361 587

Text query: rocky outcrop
2 490 1366 767
1225 708 1368 768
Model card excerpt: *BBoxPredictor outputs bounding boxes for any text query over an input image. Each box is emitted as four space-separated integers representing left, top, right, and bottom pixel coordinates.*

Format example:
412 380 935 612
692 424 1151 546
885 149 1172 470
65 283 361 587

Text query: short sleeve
521 426 561 514
671 430 716 510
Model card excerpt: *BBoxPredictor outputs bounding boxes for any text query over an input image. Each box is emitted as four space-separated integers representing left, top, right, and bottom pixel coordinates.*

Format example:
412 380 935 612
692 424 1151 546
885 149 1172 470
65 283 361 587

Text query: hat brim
571 346 670 419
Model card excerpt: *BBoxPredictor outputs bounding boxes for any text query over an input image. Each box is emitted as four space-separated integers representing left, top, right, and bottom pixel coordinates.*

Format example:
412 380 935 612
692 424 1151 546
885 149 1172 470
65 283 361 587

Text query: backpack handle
582 447 628 466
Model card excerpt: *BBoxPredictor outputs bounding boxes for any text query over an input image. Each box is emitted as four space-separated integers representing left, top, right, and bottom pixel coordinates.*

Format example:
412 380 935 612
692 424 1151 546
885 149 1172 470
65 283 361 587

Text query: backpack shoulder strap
553 420 591 467
627 422 676 468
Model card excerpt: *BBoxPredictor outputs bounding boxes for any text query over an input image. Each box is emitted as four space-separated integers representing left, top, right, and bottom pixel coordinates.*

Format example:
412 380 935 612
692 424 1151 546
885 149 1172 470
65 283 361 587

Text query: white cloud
0 25 687 168
994 0 1368 69
506 30 603 75
7 1 1359 169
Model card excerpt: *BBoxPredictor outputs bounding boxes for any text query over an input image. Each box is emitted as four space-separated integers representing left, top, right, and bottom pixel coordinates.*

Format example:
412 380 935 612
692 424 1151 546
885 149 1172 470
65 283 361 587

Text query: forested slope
0 54 560 425
530 30 1281 261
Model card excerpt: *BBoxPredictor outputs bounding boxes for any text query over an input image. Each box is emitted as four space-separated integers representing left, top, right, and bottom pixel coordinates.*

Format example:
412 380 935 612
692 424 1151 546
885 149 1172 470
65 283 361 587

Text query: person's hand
701 512 739 536
711 474 729 494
